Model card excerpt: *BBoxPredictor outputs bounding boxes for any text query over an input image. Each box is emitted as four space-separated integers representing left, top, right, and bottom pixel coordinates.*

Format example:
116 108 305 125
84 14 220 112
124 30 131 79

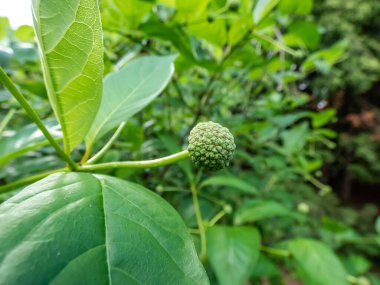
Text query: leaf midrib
88 62 164 146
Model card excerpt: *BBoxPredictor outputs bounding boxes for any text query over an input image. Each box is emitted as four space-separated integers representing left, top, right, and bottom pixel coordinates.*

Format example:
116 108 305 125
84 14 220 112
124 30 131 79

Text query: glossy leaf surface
0 173 209 285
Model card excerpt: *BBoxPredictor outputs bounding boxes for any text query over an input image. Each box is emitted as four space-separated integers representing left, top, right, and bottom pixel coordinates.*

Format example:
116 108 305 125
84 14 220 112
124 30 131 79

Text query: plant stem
80 150 190 171
0 168 69 194
0 67 78 171
253 31 300 57
261 246 291 258
87 122 126 164
0 150 191 194
190 182 207 262
0 108 16 135
208 209 227 227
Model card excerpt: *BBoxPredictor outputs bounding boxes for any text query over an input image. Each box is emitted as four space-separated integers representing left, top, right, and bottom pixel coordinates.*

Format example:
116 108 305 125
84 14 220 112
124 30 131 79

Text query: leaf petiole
86 122 126 164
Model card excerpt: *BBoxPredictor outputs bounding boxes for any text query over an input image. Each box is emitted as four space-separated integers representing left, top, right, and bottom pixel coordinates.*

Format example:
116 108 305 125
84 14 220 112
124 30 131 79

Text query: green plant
1 0 379 284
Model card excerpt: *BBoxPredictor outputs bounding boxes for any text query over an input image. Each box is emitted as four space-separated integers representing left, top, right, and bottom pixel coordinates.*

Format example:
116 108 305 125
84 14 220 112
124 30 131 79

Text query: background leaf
86 55 175 148
0 121 61 166
200 175 257 194
0 173 209 285
32 0 103 152
281 122 309 154
206 226 260 285
234 199 291 225
287 239 349 285
253 0 281 25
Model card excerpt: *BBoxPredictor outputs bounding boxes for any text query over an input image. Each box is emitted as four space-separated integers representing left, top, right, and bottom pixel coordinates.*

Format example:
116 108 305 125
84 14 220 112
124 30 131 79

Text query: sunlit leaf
253 0 281 25
32 0 103 152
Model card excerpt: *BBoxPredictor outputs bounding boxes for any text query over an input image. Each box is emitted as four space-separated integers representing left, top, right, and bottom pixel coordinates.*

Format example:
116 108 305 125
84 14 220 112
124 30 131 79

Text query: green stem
0 168 69 194
190 182 207 262
253 31 300 57
261 246 291 258
80 150 190 171
0 67 78 171
0 108 16 135
0 150 191 194
208 209 227 227
87 122 126 164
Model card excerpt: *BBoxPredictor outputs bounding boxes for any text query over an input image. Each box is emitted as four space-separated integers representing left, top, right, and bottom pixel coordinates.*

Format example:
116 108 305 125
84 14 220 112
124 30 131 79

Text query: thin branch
0 167 69 194
87 122 126 164
0 67 78 171
0 108 16 135
190 182 207 262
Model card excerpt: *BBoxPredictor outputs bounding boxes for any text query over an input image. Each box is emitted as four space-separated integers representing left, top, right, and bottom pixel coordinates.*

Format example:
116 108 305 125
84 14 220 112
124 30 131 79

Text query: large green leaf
207 226 260 285
32 0 103 152
86 55 175 149
0 121 61 166
0 173 209 285
234 199 291 225
287 239 349 285
253 0 281 25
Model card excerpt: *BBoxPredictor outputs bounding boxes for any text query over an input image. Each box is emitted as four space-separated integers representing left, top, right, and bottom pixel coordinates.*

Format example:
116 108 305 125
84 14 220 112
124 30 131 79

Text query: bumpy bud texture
188 121 236 171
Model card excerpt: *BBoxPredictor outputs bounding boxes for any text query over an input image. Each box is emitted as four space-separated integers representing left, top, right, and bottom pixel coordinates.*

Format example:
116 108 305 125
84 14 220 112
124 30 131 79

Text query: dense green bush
0 0 379 284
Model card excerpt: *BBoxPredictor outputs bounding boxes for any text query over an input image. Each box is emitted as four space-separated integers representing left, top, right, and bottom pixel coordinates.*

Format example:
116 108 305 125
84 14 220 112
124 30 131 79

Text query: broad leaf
234 199 291 225
32 0 103 152
0 121 61 166
253 0 281 25
200 175 257 194
86 55 175 148
287 239 349 285
0 173 209 285
207 226 260 285
286 21 321 49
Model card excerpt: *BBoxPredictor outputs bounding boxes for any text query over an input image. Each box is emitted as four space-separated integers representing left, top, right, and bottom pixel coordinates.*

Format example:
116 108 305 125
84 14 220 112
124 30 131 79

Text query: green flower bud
188 121 235 171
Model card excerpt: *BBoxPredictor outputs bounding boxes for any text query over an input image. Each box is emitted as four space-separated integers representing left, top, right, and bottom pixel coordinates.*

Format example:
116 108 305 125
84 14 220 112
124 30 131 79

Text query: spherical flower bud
187 121 235 171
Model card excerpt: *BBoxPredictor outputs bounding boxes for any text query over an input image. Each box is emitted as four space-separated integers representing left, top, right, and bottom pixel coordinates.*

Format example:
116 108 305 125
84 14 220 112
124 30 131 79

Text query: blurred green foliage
0 0 379 284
